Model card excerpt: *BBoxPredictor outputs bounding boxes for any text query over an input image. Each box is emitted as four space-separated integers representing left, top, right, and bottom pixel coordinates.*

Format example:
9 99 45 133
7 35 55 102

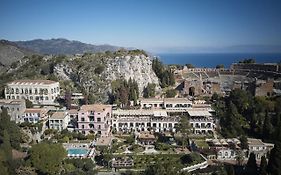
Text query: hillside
0 50 160 102
0 40 34 67
15 38 122 55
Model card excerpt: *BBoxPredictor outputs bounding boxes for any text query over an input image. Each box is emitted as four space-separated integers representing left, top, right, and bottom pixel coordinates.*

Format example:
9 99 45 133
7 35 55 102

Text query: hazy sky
1 0 281 52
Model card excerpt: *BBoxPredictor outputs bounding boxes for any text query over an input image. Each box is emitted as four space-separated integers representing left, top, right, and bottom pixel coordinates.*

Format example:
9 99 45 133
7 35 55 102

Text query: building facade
188 110 216 134
247 138 274 160
0 99 26 123
5 80 60 105
139 98 192 112
112 109 179 133
77 104 112 136
22 108 48 123
48 111 69 131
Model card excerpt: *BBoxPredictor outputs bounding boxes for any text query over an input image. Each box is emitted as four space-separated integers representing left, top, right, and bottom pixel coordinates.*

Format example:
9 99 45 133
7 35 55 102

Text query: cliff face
53 51 160 102
104 55 160 93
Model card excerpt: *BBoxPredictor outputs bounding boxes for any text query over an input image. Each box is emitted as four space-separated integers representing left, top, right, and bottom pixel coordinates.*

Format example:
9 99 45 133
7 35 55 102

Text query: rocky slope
53 50 161 102
15 38 121 55
0 40 34 67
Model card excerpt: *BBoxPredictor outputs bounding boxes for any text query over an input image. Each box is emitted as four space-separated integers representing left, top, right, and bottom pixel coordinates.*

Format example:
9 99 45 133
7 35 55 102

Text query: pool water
67 148 89 155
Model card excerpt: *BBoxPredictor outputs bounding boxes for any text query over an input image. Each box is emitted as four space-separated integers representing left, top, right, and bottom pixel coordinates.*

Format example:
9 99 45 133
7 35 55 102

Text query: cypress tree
263 111 274 142
245 152 258 175
259 155 267 175
267 120 281 175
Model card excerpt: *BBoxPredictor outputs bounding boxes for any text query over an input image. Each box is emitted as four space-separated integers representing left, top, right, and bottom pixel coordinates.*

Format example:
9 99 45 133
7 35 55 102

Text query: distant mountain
15 38 122 55
0 40 35 66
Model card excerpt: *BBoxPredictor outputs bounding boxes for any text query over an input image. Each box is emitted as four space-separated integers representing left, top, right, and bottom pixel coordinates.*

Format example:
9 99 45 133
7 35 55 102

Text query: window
97 118 101 122
29 89 32 94
81 117 85 121
98 125 101 129
30 96 33 100
45 97 48 100
35 88 38 94
82 125 84 129
25 89 28 94
16 88 19 94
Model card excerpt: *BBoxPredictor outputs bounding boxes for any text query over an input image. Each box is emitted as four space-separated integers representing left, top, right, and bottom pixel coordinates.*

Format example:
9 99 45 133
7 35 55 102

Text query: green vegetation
215 89 281 141
152 58 175 88
216 64 224 69
165 88 177 98
239 58 256 64
176 116 191 149
63 158 96 175
143 83 156 98
30 143 67 175
185 63 195 68
110 78 139 106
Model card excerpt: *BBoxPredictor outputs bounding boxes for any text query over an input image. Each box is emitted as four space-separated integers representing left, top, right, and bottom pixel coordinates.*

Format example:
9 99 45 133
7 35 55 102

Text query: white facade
217 149 237 160
0 99 26 123
48 111 69 131
140 98 192 112
112 109 179 133
188 110 216 134
5 80 60 105
22 108 48 123
248 138 274 160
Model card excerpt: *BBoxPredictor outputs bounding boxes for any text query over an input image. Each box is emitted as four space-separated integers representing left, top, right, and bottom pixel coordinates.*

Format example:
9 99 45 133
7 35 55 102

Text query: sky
0 0 281 53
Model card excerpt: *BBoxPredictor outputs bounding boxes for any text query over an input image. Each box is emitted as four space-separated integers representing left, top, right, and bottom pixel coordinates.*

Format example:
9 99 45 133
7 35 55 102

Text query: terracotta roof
80 104 111 112
8 80 58 85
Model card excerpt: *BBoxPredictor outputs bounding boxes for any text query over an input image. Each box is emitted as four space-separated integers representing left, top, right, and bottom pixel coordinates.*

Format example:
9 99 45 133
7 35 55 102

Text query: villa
48 111 69 131
4 80 60 105
77 104 112 136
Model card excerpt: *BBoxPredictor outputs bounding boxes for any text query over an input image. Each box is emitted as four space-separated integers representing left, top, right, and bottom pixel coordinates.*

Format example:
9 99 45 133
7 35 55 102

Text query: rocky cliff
53 50 160 102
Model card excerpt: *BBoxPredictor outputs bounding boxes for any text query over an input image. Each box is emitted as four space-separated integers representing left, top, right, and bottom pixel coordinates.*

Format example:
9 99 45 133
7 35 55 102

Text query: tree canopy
30 143 67 175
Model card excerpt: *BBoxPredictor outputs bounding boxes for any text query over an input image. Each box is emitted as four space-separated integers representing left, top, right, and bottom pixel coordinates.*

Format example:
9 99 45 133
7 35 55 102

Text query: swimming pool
67 148 89 155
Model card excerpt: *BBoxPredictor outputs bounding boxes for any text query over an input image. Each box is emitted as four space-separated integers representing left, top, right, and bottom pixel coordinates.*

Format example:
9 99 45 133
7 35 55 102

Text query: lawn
193 139 209 149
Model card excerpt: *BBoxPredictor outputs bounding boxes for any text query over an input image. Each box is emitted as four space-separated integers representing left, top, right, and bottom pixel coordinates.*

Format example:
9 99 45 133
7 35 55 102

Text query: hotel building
5 80 60 105
188 110 216 134
139 98 192 112
112 109 179 133
77 104 112 136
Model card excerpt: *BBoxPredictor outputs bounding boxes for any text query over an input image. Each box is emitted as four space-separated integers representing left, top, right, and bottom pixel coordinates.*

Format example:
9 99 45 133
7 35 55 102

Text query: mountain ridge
14 38 122 55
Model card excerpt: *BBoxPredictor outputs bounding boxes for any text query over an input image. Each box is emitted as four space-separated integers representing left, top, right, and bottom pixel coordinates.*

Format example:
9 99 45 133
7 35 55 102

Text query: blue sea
157 53 281 68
